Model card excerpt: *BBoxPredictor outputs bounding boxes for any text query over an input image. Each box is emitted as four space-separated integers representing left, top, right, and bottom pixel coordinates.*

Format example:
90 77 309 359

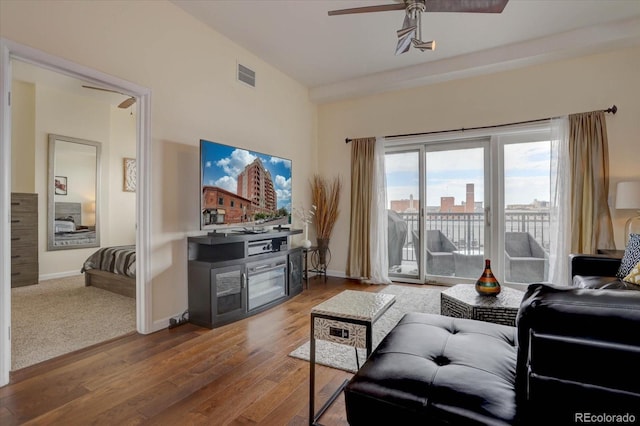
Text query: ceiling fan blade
395 15 417 55
118 97 136 109
328 3 405 16
397 25 417 39
396 14 416 54
425 0 509 13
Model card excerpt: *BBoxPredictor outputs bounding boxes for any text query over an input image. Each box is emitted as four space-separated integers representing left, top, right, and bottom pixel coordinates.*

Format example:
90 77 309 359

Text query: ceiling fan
328 0 509 55
82 85 136 109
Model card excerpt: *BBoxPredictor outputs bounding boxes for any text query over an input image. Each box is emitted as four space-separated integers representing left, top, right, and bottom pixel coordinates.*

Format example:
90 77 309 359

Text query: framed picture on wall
123 158 136 192
54 176 67 195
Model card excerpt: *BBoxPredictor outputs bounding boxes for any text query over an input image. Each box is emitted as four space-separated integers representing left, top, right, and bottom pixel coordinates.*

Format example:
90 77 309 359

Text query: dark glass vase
316 238 330 266
475 259 501 296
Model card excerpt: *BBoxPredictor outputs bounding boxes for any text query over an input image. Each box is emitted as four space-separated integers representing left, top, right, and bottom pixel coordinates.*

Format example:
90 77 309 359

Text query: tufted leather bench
345 284 640 425
344 313 517 425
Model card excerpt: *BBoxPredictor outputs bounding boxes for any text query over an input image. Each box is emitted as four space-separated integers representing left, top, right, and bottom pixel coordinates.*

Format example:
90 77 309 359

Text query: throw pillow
617 233 640 278
623 260 640 285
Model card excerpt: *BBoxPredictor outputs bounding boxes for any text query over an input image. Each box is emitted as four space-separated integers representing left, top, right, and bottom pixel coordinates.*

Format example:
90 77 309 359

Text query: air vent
237 63 256 88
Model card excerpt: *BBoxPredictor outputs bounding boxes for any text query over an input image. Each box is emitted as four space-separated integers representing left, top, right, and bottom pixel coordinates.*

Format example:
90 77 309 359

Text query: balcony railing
398 211 550 263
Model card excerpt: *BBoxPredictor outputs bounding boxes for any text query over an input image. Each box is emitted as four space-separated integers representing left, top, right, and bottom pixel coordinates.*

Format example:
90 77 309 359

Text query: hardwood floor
0 277 402 425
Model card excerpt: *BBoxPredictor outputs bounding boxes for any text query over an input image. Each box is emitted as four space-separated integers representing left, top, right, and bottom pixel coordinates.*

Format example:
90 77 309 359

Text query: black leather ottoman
344 312 517 426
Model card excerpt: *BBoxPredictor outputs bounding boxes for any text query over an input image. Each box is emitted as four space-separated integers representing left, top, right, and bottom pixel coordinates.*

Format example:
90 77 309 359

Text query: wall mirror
48 134 102 250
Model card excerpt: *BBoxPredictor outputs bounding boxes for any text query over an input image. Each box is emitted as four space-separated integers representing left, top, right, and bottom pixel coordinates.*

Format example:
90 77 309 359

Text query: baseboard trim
326 269 346 278
39 271 82 281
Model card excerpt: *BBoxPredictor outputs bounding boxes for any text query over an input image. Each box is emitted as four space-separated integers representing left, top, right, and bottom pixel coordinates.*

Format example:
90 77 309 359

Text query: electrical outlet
329 326 349 339
168 316 188 329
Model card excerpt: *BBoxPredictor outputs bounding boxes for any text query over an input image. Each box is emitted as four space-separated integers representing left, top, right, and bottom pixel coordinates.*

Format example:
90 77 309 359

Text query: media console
187 227 303 329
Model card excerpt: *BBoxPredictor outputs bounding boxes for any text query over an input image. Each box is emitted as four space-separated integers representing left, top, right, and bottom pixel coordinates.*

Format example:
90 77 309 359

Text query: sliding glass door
386 140 490 283
502 139 551 284
424 143 489 281
385 126 551 286
385 150 420 280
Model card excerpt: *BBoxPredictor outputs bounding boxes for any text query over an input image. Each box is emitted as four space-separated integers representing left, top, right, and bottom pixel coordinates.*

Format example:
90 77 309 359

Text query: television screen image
200 139 292 230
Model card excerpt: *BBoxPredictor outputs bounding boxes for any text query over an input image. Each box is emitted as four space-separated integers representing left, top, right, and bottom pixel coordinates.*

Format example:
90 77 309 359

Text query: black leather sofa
570 253 640 290
344 283 640 425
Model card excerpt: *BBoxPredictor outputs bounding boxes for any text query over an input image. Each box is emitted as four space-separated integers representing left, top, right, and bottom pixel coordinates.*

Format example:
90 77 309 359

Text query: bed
53 202 97 247
81 245 136 298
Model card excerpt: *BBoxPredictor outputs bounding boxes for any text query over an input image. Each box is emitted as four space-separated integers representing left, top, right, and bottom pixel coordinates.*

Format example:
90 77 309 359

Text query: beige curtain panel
347 137 376 278
569 111 615 254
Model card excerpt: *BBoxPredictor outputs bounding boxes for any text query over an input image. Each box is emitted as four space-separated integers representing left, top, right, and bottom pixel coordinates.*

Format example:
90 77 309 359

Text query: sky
385 141 550 208
201 140 292 212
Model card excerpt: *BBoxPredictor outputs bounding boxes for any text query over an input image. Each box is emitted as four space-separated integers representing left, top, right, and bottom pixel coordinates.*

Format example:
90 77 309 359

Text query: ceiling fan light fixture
406 0 426 19
328 0 505 55
412 39 436 51
397 25 417 38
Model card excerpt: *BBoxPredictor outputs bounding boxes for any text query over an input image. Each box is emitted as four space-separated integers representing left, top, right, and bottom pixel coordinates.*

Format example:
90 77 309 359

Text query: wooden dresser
11 193 39 287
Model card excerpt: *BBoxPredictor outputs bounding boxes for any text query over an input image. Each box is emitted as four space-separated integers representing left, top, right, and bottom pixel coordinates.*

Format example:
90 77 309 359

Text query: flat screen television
200 139 292 231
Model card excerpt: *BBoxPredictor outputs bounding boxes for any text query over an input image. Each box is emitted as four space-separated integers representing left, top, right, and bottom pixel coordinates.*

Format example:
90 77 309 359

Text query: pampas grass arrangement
311 174 342 240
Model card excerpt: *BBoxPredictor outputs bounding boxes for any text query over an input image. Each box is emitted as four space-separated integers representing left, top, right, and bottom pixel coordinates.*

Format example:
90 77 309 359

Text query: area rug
289 284 443 373
11 275 136 370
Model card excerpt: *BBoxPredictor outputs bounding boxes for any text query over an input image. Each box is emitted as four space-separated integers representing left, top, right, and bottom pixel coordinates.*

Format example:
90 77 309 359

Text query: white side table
309 290 395 426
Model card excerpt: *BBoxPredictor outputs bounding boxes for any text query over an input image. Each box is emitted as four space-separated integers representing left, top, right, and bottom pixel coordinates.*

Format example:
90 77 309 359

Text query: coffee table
309 290 396 426
440 284 525 326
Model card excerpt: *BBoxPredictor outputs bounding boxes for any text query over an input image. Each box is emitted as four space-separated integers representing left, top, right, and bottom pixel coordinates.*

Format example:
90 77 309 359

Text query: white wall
10 80 35 193
108 107 136 246
1 0 317 323
318 46 640 276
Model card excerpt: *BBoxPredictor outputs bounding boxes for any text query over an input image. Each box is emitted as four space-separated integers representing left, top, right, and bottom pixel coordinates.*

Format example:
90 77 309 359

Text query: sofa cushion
573 275 640 290
344 312 517 426
624 261 640 284
617 233 640 278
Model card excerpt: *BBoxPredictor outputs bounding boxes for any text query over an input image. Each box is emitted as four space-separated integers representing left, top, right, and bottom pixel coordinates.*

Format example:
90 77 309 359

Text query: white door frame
0 38 152 387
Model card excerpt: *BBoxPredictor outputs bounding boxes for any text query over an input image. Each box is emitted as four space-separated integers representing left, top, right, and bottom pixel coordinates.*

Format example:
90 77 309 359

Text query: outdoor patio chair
387 210 407 269
505 232 548 283
410 228 420 270
453 251 484 278
425 230 457 276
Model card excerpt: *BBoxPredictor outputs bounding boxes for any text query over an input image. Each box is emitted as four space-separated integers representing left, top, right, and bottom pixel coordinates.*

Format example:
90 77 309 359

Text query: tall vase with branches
292 204 315 248
311 174 342 267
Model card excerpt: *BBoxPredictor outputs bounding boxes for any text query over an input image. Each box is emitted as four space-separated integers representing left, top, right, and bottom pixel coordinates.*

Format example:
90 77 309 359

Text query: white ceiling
13 60 136 111
171 0 640 103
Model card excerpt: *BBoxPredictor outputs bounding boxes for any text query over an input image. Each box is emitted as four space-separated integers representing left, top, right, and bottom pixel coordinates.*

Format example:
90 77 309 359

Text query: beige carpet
11 275 136 370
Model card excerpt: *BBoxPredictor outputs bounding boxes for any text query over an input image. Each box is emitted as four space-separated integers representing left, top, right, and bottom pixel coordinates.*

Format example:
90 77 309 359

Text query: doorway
0 39 151 387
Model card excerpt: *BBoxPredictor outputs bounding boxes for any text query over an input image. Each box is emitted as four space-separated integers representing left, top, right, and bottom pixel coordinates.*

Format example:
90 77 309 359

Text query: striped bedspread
81 245 136 278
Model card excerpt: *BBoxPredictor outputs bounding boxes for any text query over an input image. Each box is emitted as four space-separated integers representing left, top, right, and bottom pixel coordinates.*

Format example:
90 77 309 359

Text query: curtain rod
344 105 617 143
